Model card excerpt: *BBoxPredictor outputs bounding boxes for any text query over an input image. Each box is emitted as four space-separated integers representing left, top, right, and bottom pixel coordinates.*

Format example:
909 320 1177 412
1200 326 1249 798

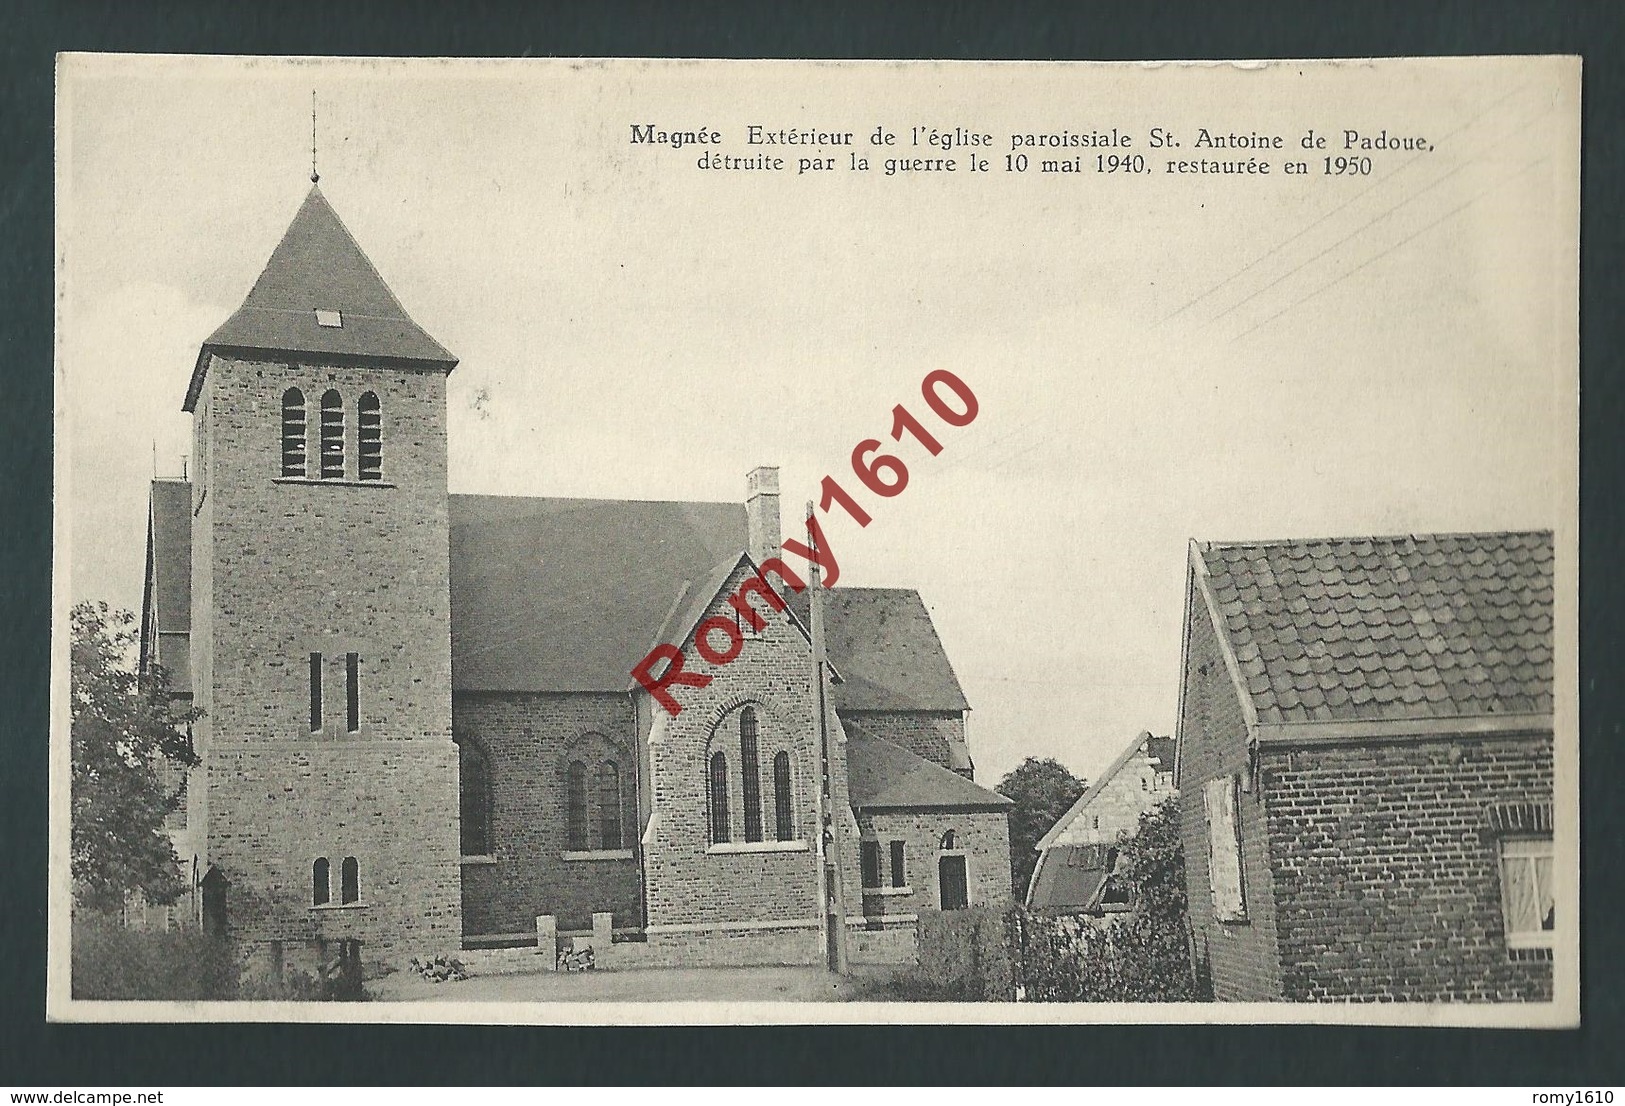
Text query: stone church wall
454 692 641 934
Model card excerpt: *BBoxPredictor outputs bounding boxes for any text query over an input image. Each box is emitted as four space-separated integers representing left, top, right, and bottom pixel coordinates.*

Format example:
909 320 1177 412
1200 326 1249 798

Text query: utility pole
807 500 849 975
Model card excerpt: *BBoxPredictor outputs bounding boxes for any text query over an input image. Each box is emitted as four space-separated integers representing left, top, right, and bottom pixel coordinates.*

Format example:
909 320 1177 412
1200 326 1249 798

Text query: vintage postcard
50 54 1580 1026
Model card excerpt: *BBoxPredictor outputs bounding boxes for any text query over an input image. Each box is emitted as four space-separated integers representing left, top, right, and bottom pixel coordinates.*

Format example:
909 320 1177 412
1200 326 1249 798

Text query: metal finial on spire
310 91 320 184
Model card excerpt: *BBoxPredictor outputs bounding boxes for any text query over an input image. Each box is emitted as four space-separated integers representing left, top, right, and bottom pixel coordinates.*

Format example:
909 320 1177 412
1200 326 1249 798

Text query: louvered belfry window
320 389 344 479
357 392 382 480
281 388 307 477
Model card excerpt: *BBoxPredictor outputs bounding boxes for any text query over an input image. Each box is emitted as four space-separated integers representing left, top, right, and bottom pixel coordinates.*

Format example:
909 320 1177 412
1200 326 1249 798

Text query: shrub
907 907 1014 1001
71 914 236 1000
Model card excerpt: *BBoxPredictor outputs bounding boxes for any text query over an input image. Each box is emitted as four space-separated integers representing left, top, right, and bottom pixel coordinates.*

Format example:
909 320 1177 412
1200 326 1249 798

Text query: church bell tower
184 185 462 965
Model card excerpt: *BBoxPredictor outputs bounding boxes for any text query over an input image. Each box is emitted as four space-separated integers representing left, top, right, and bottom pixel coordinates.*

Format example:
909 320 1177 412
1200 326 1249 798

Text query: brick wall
1263 734 1554 1002
839 709 971 777
640 562 843 930
194 355 461 959
856 809 1011 917
1176 586 1284 1001
453 692 641 933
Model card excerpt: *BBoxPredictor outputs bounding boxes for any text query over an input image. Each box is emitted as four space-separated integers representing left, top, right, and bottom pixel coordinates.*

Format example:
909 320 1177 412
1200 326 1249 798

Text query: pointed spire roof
185 186 456 411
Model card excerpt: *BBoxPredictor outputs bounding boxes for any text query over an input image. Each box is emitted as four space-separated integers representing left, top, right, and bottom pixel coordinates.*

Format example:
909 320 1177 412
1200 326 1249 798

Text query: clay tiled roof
1196 532 1553 725
187 187 454 410
844 725 1011 812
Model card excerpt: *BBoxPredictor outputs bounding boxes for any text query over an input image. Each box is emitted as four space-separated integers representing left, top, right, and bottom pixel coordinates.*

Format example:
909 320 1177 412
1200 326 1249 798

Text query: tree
995 756 1087 899
1100 796 1206 1000
71 601 199 912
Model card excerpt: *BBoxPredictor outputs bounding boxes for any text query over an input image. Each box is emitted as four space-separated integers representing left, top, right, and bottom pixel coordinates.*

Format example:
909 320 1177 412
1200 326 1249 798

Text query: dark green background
3 0 1620 1085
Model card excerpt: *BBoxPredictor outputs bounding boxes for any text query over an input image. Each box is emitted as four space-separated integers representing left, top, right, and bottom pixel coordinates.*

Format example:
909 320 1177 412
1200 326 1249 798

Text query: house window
772 750 794 841
308 652 322 732
566 760 588 851
890 840 907 888
281 388 307 477
708 751 731 844
340 856 359 904
357 392 382 481
1499 837 1555 949
345 652 359 733
740 707 762 842
598 762 624 850
861 840 882 888
319 389 344 479
312 857 330 906
458 737 492 857
1203 774 1247 922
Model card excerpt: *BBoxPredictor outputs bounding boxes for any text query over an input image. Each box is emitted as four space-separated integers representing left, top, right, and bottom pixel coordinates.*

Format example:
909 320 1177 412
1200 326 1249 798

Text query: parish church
138 183 1012 973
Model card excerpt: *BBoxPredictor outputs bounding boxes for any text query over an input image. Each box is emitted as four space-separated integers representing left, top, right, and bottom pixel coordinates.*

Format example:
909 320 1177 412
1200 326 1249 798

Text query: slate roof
449 495 748 693
446 495 965 706
843 725 1011 811
821 589 971 712
148 481 192 633
1195 531 1554 725
187 187 455 411
1026 843 1114 914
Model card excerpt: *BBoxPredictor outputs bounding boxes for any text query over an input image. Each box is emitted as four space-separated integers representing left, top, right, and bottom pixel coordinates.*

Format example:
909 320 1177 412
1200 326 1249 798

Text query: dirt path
370 964 894 1003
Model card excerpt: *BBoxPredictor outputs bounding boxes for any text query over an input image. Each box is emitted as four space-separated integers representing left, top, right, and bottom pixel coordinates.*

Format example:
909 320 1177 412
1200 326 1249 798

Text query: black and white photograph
50 54 1579 1025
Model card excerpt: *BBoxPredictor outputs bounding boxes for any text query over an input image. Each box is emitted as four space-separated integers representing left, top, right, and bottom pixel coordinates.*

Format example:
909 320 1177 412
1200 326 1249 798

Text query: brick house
1174 532 1555 1002
1025 730 1174 914
136 185 1011 972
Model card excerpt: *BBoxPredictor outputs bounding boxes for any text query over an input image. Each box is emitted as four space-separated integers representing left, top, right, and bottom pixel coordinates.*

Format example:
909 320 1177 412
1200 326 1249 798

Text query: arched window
458 737 492 857
708 751 731 844
319 389 344 479
940 829 956 851
312 857 330 906
566 760 588 851
598 762 623 850
281 388 307 477
740 707 762 842
357 392 382 480
773 750 794 841
340 856 359 904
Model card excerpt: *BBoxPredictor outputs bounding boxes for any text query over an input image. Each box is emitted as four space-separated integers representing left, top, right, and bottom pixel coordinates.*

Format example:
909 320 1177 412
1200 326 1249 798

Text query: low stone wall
848 915 919 965
459 912 919 975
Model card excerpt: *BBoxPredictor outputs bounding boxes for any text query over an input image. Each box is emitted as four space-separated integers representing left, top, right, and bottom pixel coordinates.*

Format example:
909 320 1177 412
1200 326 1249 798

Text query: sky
56 55 1577 784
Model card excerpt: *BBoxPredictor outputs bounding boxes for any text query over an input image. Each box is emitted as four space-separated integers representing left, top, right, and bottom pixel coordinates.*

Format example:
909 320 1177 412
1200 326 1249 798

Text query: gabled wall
1175 580 1283 1001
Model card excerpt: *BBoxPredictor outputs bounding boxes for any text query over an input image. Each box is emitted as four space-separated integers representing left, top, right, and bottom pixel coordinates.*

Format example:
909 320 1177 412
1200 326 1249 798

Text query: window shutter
1204 774 1246 920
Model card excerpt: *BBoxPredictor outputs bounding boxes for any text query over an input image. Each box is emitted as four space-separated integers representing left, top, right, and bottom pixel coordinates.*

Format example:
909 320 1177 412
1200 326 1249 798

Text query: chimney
745 465 781 564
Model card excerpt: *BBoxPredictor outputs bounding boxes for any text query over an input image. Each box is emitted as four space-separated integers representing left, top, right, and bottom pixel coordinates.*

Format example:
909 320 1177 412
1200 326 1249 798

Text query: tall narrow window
740 707 762 842
458 738 491 857
708 751 731 844
320 389 344 479
340 856 359 904
773 750 794 841
861 840 882 888
312 857 330 906
890 840 907 888
357 392 382 481
309 652 323 732
345 652 359 733
281 388 307 477
598 762 624 850
566 761 588 851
